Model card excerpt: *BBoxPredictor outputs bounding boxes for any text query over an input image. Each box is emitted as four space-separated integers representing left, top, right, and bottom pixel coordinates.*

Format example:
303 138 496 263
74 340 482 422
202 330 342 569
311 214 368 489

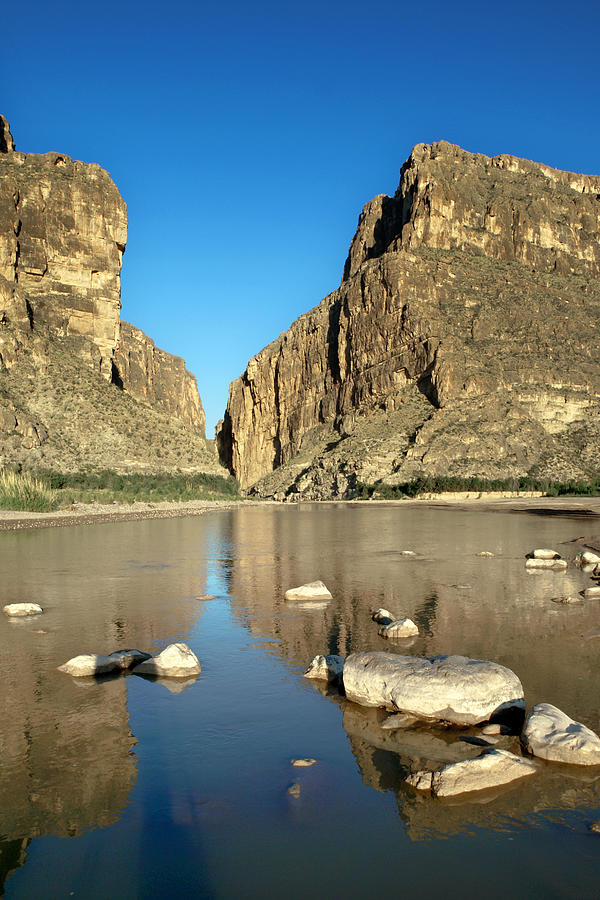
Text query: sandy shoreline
1 494 600 532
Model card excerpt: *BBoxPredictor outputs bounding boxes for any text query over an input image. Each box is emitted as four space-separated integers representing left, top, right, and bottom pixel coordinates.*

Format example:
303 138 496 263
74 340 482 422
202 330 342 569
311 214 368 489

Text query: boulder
132 642 201 677
528 549 561 560
577 551 600 566
406 749 537 796
284 581 332 601
371 608 395 625
522 703 600 765
378 618 419 638
291 758 316 767
303 654 345 682
3 603 43 617
342 651 524 725
583 586 600 599
58 648 150 677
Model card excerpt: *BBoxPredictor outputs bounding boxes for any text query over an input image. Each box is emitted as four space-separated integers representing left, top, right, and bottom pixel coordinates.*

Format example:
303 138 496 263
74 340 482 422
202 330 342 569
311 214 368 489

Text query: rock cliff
218 141 600 495
0 116 213 472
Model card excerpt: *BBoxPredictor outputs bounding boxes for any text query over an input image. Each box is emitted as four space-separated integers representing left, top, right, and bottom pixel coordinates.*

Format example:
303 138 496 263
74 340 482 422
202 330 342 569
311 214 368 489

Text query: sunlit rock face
0 116 210 469
0 131 127 378
218 142 600 495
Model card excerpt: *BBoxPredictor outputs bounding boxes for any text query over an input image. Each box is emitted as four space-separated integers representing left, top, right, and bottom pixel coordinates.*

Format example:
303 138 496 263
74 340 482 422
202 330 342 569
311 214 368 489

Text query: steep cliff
0 116 214 473
218 141 600 495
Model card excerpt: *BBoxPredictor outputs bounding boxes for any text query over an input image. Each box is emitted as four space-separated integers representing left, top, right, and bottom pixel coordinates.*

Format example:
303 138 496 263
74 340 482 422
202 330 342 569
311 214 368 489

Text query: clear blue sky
2 0 599 434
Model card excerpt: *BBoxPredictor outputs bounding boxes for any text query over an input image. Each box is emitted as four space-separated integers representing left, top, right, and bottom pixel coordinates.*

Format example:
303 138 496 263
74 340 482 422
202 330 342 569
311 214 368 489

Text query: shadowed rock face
217 141 600 494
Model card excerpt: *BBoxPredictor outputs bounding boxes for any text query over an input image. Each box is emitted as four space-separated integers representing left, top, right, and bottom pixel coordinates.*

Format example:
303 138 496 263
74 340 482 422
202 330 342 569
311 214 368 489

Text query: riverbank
2 493 600 532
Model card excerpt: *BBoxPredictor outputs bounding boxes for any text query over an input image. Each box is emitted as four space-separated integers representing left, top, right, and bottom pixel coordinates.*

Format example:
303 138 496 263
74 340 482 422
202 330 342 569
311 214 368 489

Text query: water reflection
0 517 213 893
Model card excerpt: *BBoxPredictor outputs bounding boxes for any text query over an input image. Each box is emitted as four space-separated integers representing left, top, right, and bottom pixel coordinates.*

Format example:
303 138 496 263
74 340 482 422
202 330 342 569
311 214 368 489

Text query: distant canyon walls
0 115 206 440
218 141 600 494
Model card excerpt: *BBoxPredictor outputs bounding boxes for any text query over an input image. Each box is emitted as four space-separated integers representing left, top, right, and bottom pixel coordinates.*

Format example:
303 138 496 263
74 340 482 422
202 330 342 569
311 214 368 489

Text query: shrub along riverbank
0 469 240 511
353 475 600 499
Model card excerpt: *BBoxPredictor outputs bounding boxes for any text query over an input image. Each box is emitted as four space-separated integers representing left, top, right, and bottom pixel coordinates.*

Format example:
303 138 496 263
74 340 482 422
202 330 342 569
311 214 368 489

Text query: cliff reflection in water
225 503 600 836
0 516 210 890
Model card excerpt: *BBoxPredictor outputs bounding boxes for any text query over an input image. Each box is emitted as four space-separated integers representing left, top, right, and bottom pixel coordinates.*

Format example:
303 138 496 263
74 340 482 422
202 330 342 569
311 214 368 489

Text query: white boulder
132 643 201 677
522 703 600 765
3 603 43 617
378 618 419 638
303 654 345 681
284 581 332 601
583 586 600 599
342 651 524 725
528 549 561 560
58 648 150 677
406 749 537 796
577 551 600 566
371 608 395 625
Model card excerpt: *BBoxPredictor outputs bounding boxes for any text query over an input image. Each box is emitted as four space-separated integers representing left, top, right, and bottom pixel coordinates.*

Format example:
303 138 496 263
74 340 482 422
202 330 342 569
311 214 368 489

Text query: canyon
217 141 600 497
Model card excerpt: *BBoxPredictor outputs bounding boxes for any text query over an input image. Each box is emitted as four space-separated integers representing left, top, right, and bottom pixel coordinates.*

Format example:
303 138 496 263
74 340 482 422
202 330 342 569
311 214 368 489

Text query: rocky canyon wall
218 141 600 494
0 116 213 472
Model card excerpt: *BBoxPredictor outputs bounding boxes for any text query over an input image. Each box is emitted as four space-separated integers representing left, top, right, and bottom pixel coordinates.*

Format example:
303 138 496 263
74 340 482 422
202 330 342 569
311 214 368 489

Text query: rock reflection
341 698 600 840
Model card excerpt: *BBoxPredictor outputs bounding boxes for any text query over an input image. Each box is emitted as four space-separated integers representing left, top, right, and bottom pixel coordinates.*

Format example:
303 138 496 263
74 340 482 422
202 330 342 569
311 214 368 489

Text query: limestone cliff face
0 126 127 378
114 321 206 432
218 141 600 494
0 117 212 471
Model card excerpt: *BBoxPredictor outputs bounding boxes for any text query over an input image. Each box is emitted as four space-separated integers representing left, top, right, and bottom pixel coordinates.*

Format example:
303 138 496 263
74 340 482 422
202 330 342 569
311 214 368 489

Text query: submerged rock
342 651 524 725
58 649 150 677
284 581 332 601
406 749 537 797
552 595 583 605
287 782 301 798
381 713 419 730
522 703 600 765
525 558 568 570
303 654 345 682
378 618 419 638
3 603 43 617
132 643 201 677
476 551 495 558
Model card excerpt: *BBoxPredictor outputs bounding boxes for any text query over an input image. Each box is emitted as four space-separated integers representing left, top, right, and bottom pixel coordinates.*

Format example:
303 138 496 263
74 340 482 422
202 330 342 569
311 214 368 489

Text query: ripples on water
1 505 600 898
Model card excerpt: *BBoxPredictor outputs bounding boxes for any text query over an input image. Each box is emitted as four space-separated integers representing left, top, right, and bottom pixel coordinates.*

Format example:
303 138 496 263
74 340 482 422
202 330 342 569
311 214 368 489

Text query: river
1 503 600 898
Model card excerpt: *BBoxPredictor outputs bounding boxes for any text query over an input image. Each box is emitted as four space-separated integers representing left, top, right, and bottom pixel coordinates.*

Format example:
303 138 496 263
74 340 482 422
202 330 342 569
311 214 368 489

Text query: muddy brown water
1 504 600 898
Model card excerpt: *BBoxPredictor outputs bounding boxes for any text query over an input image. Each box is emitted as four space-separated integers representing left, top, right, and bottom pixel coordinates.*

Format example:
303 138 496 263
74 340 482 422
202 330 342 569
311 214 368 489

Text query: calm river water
1 503 600 898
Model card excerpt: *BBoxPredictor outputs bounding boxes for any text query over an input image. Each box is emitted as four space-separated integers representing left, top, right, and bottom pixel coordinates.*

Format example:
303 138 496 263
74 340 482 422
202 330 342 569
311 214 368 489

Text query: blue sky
2 0 599 433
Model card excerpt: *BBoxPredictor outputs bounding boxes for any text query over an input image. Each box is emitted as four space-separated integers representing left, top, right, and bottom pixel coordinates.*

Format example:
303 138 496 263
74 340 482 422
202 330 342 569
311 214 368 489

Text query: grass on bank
0 469 240 511
0 470 59 511
353 474 600 499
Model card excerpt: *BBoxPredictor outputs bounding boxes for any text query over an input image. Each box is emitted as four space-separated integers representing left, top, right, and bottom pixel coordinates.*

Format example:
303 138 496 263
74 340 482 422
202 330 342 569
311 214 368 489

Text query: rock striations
218 141 600 496
0 116 214 473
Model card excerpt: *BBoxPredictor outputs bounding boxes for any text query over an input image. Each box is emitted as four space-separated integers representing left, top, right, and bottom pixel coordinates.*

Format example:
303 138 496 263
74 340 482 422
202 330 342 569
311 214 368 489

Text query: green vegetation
352 474 600 500
38 469 240 505
0 470 59 511
0 468 240 511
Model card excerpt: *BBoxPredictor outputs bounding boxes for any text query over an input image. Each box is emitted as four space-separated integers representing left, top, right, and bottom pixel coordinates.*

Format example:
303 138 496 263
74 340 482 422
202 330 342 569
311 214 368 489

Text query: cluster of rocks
303 645 600 797
58 642 201 679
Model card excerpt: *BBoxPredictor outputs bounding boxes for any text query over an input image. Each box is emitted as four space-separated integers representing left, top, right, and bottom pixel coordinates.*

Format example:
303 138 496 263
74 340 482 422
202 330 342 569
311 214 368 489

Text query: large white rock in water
522 703 600 765
132 642 201 677
529 549 561 560
577 551 600 566
284 581 332 601
378 618 419 638
343 651 524 725
525 558 567 569
372 608 395 625
3 603 43 617
304 654 345 681
583 586 600 599
406 749 537 796
58 649 150 676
